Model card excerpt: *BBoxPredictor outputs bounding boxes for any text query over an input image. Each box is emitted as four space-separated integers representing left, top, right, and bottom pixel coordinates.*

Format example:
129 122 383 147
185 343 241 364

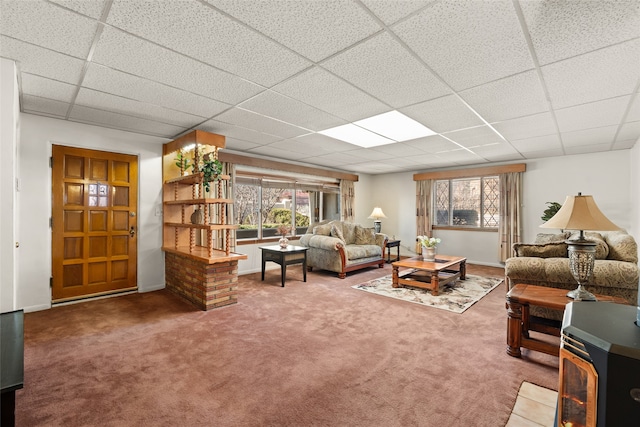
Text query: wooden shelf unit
161 131 246 263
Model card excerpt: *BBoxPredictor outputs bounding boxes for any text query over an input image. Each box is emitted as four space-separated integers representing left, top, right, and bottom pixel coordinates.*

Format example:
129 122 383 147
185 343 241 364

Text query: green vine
174 150 190 173
195 155 223 193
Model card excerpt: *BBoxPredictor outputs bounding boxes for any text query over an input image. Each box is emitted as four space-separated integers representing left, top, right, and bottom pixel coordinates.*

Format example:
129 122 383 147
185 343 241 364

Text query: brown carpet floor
17 262 559 426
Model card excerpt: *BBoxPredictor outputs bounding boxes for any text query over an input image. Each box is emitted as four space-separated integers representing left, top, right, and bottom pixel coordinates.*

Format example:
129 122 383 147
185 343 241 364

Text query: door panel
52 145 138 302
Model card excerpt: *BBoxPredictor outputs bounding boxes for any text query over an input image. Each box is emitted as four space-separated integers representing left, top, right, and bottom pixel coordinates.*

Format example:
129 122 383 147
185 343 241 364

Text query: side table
505 284 627 358
260 245 308 287
385 239 401 263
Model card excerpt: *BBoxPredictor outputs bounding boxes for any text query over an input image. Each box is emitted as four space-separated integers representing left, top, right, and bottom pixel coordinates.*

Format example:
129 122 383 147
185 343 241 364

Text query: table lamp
540 193 620 301
368 207 387 233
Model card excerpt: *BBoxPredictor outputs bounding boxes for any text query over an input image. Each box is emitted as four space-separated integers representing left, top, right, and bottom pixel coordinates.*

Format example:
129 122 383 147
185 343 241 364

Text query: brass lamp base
566 285 597 301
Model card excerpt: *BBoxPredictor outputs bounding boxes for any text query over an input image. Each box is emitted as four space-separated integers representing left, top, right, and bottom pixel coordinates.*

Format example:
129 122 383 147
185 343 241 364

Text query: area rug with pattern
352 274 503 313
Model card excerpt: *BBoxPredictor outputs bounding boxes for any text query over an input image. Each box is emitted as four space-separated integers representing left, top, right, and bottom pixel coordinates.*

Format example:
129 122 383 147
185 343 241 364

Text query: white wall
0 58 19 312
18 114 167 312
367 150 634 268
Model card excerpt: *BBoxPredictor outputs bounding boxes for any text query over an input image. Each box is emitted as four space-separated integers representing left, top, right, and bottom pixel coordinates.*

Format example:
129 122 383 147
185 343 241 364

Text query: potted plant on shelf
199 154 223 194
174 149 190 176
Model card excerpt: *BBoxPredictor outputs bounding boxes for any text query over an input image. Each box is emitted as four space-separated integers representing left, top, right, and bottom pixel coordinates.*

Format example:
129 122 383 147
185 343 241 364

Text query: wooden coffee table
391 255 466 296
506 284 628 358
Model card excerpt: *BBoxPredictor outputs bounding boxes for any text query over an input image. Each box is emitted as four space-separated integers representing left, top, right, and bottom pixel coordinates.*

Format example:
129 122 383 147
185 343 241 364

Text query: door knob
130 226 136 237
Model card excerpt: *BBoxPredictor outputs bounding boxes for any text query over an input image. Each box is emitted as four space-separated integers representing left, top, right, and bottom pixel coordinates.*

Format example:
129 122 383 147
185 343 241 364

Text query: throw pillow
604 231 638 263
513 242 568 258
534 232 570 244
313 222 332 236
354 225 376 245
330 224 346 243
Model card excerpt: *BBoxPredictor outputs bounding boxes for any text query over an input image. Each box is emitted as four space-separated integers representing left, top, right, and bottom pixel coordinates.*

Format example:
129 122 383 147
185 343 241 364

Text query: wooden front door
51 145 138 303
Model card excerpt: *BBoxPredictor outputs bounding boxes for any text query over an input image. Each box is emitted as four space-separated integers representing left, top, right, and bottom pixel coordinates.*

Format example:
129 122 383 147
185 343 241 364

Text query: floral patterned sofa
505 231 639 319
299 220 388 278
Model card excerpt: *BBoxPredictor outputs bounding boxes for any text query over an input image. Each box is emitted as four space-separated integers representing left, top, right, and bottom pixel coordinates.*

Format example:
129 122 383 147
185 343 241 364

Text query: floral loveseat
505 231 639 319
299 220 388 278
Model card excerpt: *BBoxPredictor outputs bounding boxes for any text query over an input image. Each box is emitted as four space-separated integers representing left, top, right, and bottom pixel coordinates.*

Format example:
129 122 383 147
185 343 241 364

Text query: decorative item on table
417 236 441 261
276 224 291 249
540 192 620 301
368 207 387 233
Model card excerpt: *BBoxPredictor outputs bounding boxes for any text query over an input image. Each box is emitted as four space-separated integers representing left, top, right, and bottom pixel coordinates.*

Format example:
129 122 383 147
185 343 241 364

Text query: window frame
433 175 500 231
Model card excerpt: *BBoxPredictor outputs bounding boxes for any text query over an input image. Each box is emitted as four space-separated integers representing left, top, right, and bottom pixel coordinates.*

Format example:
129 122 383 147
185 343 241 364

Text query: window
434 176 499 228
234 175 339 240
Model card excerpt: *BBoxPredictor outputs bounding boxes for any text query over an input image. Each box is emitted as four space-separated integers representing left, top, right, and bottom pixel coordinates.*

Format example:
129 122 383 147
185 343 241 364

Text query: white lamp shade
368 207 387 220
540 194 620 231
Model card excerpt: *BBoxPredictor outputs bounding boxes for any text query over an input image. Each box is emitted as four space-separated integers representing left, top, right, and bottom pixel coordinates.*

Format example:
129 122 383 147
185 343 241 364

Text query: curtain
340 179 355 222
416 179 432 253
499 172 523 262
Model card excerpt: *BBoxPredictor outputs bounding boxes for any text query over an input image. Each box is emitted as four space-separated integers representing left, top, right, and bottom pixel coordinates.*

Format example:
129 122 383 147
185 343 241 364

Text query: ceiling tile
272 66 389 122
443 125 504 148
0 36 85 84
82 64 230 118
471 142 522 162
520 0 640 65
346 162 401 174
21 95 69 118
626 94 640 122
290 133 358 153
21 73 77 102
341 148 390 161
460 70 549 122
394 0 534 90
510 134 563 154
305 151 364 166
400 95 484 133
542 39 640 109
565 143 612 156
555 96 631 133
207 0 381 62
106 0 311 86
0 0 97 58
247 145 310 162
370 142 431 157
91 27 263 105
616 121 640 142
223 137 261 152
519 148 564 159
561 125 618 147
443 149 487 165
491 112 557 141
215 107 311 139
613 139 638 150
50 0 106 19
75 88 206 128
69 105 185 137
322 32 450 108
238 90 345 131
361 0 433 26
199 119 282 145
404 135 463 154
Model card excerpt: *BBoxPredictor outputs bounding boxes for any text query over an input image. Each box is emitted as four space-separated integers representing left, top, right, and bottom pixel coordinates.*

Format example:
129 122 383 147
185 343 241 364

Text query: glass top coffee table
391 255 467 296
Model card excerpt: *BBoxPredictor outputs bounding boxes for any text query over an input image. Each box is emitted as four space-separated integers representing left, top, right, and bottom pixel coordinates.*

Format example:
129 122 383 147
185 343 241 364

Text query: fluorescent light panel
319 124 395 148
318 111 436 148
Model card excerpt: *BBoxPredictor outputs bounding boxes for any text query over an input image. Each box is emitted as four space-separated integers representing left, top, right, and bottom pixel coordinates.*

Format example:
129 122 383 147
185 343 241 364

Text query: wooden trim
219 152 359 181
413 163 526 181
163 130 226 155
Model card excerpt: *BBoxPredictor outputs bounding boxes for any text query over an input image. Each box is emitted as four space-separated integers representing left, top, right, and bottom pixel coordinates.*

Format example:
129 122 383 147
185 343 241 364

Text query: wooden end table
505 284 628 358
385 239 401 263
391 255 466 296
260 245 308 287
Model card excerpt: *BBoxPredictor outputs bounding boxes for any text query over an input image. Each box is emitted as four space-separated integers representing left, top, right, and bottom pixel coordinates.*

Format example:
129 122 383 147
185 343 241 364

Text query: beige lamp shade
368 207 387 220
540 194 620 231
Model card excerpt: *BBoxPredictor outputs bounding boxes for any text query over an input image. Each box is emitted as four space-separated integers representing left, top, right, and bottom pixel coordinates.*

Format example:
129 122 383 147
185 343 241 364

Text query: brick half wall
165 252 239 310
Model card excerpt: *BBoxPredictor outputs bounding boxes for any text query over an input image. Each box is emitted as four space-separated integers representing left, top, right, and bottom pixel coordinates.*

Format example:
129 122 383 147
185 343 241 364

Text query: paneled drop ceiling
1 0 639 175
